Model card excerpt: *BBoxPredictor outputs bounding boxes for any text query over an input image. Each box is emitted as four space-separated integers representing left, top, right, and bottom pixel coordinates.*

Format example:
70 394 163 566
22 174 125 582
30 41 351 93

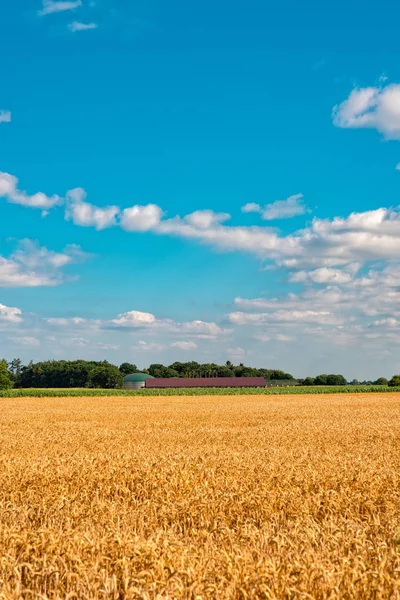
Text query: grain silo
123 373 154 390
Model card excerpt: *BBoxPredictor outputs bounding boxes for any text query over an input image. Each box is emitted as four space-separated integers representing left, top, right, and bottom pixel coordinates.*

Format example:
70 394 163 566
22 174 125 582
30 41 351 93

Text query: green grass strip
0 385 397 397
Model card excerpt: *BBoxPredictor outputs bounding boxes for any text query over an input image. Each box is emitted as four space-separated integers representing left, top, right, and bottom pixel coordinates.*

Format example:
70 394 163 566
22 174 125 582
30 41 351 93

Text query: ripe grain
0 393 399 599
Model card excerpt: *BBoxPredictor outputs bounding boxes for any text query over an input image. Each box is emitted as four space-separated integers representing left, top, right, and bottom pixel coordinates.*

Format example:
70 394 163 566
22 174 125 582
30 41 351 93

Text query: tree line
0 359 295 389
0 358 396 390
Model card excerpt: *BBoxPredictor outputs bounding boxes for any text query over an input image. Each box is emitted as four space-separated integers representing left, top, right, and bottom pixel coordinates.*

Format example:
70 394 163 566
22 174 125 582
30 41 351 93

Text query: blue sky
2 0 400 379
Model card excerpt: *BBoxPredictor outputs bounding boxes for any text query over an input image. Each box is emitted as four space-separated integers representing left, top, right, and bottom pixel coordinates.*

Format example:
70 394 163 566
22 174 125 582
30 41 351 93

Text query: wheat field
1 393 400 599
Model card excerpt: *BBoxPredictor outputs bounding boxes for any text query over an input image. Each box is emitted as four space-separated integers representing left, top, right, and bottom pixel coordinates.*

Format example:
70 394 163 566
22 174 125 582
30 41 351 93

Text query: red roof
145 377 266 388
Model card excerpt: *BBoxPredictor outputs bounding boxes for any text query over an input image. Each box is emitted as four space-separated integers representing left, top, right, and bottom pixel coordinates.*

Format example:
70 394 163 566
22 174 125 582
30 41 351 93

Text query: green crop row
0 385 397 398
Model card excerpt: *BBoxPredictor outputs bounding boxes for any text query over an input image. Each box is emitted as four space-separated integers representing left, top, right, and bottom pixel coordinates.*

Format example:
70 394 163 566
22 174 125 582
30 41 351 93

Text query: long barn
145 377 267 389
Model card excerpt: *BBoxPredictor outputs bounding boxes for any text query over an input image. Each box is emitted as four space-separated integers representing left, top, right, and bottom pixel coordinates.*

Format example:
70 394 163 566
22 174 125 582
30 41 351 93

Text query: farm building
145 377 267 389
123 373 154 389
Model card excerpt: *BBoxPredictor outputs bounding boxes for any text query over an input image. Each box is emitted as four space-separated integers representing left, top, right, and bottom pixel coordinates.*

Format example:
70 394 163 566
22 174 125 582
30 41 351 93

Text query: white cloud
65 188 119 230
229 309 338 325
8 336 40 346
0 303 22 323
0 172 61 212
45 317 88 326
242 194 307 220
68 21 98 32
9 170 400 280
275 334 296 342
227 346 246 360
171 341 197 350
69 337 119 350
0 240 90 288
254 332 294 342
184 210 231 229
333 84 400 139
290 266 356 284
370 318 399 329
97 342 120 350
253 333 271 342
111 310 157 327
241 202 261 214
178 320 228 338
0 111 11 124
0 257 55 288
133 340 166 352
157 213 282 257
120 204 163 232
110 310 229 338
233 263 400 349
38 0 82 16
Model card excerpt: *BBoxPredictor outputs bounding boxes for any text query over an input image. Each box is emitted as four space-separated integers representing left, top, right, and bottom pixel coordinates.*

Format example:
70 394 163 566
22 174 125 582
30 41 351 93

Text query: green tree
375 377 388 386
148 364 179 378
303 377 315 386
0 361 13 390
314 374 328 385
8 358 22 386
326 374 347 386
267 369 295 381
119 362 138 376
233 365 260 377
19 360 109 388
389 375 400 387
216 367 235 377
88 364 123 389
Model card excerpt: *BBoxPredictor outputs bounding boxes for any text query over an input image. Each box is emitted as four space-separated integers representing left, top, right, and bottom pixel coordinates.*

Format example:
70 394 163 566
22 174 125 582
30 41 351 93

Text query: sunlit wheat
0 393 399 598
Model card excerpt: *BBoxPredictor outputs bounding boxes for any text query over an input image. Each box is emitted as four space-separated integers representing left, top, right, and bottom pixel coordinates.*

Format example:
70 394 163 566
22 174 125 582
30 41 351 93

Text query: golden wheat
0 393 400 599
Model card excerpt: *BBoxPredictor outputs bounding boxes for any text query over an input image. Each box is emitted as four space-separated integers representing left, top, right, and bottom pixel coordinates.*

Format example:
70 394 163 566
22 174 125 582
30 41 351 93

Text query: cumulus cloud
156 205 400 268
227 347 246 360
0 257 55 288
0 303 22 323
171 341 197 350
184 210 231 229
369 318 399 329
111 310 157 327
242 194 307 220
253 333 271 342
133 340 166 352
229 309 338 326
68 337 119 350
39 307 230 350
290 266 358 284
65 188 119 230
0 240 91 288
68 21 98 32
120 204 163 232
9 170 400 284
8 336 40 346
241 202 260 214
276 334 296 342
38 0 82 16
179 320 228 338
0 111 11 124
45 317 88 326
0 172 61 212
333 84 400 139
157 212 281 257
233 261 400 350
110 309 229 338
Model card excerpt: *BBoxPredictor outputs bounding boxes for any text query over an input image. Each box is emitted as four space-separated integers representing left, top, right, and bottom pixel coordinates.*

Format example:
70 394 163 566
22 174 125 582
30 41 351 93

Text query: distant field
0 384 394 397
1 392 400 598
